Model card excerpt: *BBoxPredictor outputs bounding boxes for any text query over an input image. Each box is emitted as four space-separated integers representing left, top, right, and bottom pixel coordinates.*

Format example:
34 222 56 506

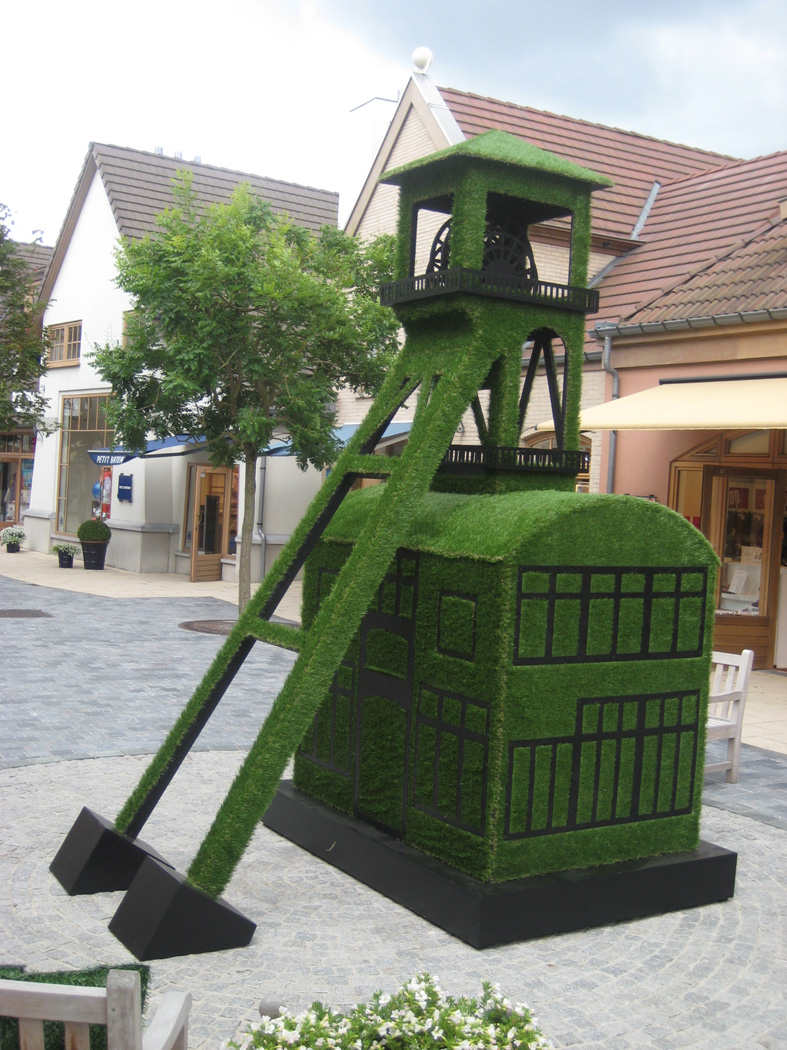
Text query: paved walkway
2 559 787 1049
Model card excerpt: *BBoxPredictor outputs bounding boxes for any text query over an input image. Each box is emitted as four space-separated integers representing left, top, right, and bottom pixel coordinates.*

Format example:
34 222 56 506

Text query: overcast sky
4 0 786 244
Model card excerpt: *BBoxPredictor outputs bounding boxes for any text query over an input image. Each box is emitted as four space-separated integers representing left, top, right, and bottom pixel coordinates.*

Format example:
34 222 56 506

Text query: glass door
188 465 231 582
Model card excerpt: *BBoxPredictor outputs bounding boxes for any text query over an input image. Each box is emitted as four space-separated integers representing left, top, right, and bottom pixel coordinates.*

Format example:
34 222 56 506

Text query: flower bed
227 975 549 1050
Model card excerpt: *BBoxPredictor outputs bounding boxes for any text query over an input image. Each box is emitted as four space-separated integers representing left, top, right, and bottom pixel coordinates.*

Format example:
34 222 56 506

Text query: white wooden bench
0 969 191 1050
705 648 754 784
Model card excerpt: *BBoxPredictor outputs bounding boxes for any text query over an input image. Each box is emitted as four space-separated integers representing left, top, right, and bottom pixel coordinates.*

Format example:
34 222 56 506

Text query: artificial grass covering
294 486 718 881
0 965 150 1050
109 130 644 900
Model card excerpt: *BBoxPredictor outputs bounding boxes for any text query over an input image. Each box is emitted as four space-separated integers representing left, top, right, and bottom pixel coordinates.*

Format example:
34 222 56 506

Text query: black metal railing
380 268 599 314
439 445 590 475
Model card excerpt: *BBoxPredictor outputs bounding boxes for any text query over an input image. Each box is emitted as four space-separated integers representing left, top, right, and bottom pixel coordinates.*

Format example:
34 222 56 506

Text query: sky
3 0 787 245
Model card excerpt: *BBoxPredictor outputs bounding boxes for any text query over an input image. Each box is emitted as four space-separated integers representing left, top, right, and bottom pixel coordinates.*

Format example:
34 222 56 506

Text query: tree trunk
238 444 258 614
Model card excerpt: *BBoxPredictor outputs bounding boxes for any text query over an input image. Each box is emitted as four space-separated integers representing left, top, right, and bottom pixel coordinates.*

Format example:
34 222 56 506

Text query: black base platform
50 807 172 895
263 782 737 948
109 857 257 960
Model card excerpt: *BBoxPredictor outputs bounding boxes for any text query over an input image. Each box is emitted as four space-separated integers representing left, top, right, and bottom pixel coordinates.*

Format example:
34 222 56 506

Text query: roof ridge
438 86 739 163
90 142 338 197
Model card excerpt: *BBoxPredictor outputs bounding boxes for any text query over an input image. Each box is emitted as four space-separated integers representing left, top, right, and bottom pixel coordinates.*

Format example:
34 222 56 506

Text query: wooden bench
705 648 755 784
0 969 190 1050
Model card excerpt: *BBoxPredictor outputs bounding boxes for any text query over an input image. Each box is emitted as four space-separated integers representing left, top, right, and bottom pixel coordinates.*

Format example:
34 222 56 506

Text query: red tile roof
598 151 787 325
440 87 735 244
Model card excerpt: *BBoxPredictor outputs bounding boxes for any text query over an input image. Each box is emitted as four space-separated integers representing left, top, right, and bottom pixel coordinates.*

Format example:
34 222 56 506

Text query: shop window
726 431 770 456
48 322 82 365
56 395 113 534
1 452 33 524
716 475 773 617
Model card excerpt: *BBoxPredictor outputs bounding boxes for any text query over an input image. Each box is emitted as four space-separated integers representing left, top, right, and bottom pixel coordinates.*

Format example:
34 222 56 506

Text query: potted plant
1 525 26 553
52 541 80 568
77 518 111 570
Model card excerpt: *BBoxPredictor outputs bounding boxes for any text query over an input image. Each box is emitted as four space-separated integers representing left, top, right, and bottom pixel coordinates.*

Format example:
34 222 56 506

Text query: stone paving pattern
2 576 787 1049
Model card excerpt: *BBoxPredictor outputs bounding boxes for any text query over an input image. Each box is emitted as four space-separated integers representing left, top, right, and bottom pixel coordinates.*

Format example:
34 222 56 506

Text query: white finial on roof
412 47 433 73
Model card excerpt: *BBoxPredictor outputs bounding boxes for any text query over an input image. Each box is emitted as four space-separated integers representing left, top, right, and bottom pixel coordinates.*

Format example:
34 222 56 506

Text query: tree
91 177 399 611
0 205 50 432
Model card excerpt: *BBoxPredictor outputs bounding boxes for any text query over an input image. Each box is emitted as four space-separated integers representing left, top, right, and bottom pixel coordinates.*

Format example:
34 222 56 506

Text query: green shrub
228 974 549 1050
0 965 150 1050
76 519 111 542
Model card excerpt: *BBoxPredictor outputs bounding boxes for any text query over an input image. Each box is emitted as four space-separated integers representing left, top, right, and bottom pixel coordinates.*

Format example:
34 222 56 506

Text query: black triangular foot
50 807 172 895
109 857 256 960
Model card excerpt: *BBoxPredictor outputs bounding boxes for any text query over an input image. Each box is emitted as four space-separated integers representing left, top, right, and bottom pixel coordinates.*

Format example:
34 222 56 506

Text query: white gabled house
28 143 338 582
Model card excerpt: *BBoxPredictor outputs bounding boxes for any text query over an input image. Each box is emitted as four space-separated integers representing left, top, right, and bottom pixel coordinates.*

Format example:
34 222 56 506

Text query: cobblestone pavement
2 576 787 1049
0 577 295 768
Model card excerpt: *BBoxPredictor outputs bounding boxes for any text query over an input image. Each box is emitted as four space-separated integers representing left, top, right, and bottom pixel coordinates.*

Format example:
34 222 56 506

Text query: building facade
26 144 335 581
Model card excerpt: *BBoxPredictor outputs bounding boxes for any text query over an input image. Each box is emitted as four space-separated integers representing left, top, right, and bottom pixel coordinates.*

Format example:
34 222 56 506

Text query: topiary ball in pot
77 519 111 570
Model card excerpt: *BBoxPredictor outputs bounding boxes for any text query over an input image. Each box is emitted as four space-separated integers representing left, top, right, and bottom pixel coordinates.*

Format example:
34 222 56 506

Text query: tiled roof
628 219 787 322
11 242 54 290
41 143 340 305
91 143 338 239
440 87 736 244
597 151 787 325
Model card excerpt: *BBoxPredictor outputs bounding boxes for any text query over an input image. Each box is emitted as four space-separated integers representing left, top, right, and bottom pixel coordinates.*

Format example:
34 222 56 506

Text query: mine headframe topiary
50 130 728 959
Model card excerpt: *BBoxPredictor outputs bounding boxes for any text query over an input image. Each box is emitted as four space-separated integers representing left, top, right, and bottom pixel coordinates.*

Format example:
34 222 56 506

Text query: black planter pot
81 540 109 570
5 542 20 554
58 551 75 568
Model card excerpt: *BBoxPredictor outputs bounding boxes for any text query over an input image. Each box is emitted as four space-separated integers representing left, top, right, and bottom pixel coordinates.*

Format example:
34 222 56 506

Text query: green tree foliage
0 205 50 432
92 176 399 610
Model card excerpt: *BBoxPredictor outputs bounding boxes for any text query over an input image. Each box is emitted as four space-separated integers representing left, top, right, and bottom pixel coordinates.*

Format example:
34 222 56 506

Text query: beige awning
548 377 787 432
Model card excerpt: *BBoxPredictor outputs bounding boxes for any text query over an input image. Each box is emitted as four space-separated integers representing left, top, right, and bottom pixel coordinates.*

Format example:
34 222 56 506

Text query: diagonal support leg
50 367 419 896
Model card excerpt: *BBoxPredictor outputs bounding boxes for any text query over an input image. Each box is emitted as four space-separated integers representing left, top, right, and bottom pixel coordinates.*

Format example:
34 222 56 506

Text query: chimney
779 197 787 221
154 146 163 155
175 150 183 160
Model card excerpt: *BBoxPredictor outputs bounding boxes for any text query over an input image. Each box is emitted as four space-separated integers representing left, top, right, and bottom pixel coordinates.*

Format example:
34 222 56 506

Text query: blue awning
269 422 412 457
88 424 411 465
88 436 207 464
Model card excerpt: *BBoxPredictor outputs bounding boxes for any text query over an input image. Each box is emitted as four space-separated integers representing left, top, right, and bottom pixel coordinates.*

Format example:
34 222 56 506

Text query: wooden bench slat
18 1017 45 1050
0 981 108 1023
65 1020 92 1050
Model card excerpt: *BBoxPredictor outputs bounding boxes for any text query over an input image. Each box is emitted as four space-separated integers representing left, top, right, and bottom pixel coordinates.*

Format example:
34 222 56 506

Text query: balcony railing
440 445 590 475
380 268 599 314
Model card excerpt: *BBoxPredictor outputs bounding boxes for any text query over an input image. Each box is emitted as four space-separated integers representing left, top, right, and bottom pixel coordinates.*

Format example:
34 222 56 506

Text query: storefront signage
88 450 135 466
118 474 133 502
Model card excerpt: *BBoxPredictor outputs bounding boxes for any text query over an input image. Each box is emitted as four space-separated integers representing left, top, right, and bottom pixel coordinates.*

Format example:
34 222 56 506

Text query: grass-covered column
185 347 496 898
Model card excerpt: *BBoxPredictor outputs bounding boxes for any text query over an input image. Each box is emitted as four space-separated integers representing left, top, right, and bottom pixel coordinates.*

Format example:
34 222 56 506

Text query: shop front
671 430 787 668
0 431 34 525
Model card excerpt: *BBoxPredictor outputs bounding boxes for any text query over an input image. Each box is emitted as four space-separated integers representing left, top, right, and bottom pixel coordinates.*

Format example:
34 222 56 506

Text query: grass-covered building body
288 129 719 883
295 486 717 881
